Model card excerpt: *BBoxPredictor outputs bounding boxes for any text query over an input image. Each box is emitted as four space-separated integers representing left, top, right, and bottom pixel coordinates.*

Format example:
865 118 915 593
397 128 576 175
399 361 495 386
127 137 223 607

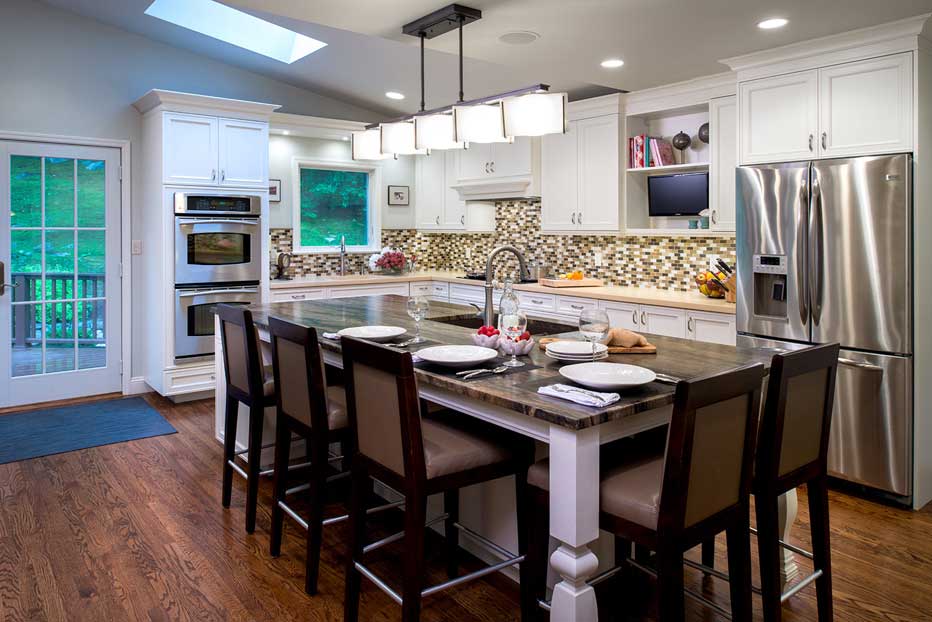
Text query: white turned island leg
548 425 601 622
777 489 800 587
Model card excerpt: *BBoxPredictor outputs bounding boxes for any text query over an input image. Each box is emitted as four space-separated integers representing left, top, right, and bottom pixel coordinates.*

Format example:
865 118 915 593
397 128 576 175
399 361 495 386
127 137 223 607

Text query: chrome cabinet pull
578 212 582 225
571 212 576 225
808 134 814 152
711 210 718 224
460 215 465 225
220 170 225 182
291 294 306 300
632 309 638 325
484 162 490 173
490 161 495 173
641 311 646 325
570 304 584 310
531 299 543 305
211 169 217 181
821 132 827 150
435 216 440 225
687 317 694 332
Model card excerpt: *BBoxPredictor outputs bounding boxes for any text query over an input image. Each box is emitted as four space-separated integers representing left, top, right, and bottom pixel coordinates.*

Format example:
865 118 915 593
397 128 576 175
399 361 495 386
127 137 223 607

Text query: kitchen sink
431 314 575 336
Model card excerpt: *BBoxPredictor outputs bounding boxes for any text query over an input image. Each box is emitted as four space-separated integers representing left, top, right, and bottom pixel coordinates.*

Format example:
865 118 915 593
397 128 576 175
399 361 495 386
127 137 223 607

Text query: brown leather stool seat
422 416 513 479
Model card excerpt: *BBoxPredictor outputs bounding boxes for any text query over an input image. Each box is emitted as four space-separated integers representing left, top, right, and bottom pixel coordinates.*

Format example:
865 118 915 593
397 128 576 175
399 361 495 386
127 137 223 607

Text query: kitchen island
215 295 791 621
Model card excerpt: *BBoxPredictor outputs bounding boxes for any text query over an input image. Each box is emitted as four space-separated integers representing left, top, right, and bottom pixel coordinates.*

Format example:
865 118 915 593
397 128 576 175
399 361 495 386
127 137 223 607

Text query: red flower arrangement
375 250 407 272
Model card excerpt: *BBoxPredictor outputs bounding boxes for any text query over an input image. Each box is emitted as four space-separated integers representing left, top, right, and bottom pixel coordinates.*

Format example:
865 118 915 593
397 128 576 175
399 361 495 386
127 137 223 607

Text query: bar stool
524 363 765 622
217 304 275 534
700 343 839 622
267 317 352 595
340 337 535 622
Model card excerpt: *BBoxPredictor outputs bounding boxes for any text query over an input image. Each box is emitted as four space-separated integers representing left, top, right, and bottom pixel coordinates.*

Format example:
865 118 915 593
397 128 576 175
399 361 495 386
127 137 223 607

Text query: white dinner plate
559 362 656 391
545 341 608 356
546 351 609 363
416 345 499 369
337 325 407 343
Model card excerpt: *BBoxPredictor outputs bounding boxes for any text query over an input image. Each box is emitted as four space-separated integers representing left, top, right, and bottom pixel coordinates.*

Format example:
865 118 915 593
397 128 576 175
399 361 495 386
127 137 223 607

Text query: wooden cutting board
538 337 657 355
538 277 604 288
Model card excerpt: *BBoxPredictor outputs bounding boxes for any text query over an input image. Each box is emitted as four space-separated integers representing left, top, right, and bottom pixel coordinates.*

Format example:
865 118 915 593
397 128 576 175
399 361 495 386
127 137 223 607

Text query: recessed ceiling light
145 0 326 64
600 58 624 69
498 31 540 45
758 18 788 30
385 91 405 100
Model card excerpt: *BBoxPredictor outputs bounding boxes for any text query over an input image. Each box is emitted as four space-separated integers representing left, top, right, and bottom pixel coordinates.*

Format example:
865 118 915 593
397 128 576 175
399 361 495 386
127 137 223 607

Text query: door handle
0 261 20 297
490 161 495 173
460 215 465 225
797 179 810 326
211 169 217 181
711 210 718 224
176 218 260 226
821 132 827 150
578 212 582 225
570 304 584 310
435 216 440 225
687 317 694 333
808 134 814 152
809 175 824 325
484 162 490 174
571 212 576 225
640 311 646 325
838 357 883 373
632 310 638 325
220 169 226 182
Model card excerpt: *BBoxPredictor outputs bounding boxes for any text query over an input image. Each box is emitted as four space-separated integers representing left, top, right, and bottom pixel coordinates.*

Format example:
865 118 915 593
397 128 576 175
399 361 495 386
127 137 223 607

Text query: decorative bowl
500 337 535 356
471 333 501 349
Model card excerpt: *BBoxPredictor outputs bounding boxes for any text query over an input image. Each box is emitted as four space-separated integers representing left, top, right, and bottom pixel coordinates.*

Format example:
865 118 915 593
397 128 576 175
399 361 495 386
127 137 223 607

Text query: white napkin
538 384 620 408
323 332 340 340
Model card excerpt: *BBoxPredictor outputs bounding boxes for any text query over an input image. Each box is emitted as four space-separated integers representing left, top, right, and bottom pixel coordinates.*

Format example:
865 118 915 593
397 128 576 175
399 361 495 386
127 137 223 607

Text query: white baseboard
127 376 152 395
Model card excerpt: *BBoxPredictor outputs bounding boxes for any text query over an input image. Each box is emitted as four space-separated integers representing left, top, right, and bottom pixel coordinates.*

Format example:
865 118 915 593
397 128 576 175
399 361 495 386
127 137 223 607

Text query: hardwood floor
1 393 931 621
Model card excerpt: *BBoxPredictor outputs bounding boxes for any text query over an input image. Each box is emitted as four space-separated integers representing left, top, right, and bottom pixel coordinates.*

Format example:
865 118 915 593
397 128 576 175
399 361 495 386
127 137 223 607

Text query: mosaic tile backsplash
270 200 735 292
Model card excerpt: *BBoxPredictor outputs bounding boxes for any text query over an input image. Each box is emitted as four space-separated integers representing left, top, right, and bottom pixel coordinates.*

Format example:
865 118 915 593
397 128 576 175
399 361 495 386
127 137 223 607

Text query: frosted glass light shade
352 129 392 160
454 103 510 144
414 114 465 150
503 92 567 137
380 122 426 155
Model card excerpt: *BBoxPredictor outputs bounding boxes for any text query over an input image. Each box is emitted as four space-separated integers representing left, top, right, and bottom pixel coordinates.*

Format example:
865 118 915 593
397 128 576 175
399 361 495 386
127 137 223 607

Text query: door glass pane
10 229 41 303
77 230 105 297
11 304 42 377
45 158 75 227
45 230 75 300
188 303 224 336
77 159 105 227
45 302 75 373
77 300 105 370
10 156 41 228
187 232 249 265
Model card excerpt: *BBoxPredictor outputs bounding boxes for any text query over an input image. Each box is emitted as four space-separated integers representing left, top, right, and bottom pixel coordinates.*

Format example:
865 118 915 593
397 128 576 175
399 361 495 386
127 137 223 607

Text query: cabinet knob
821 132 827 150
808 134 814 152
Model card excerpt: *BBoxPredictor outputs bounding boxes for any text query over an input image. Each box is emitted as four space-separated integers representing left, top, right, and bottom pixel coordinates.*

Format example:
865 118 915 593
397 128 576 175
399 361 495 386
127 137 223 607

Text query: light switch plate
465 247 472 260
593 249 603 267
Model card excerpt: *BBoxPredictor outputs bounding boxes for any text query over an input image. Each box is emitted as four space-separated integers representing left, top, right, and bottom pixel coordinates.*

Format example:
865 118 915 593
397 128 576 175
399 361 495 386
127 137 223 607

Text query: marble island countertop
268 270 735 314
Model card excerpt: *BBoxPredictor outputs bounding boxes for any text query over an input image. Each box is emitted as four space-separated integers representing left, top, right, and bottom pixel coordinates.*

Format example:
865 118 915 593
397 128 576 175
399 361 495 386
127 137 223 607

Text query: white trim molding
270 112 367 140
132 89 281 120
622 71 737 116
290 157 383 255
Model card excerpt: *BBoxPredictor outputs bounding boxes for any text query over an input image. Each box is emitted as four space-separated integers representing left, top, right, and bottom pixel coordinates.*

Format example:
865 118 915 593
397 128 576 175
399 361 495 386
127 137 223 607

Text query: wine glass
578 308 610 358
499 309 528 368
406 296 430 344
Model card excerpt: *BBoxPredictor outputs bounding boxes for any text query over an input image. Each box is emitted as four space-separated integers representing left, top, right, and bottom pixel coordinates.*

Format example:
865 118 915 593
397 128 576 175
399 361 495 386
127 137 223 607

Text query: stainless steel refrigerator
736 154 912 500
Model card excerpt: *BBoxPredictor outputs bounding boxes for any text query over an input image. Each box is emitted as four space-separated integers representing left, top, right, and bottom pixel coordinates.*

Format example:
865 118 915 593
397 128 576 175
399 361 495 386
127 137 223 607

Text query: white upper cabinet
739 70 819 164
819 53 913 158
415 152 445 230
541 121 578 231
458 144 492 181
490 137 533 178
441 151 466 229
453 138 539 200
709 95 737 231
576 114 620 231
163 113 219 185
218 118 269 188
415 151 480 231
162 112 268 188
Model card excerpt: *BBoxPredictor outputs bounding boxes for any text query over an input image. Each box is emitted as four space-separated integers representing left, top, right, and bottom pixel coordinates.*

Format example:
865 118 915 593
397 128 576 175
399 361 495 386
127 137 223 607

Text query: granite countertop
269 270 735 315
247 295 768 430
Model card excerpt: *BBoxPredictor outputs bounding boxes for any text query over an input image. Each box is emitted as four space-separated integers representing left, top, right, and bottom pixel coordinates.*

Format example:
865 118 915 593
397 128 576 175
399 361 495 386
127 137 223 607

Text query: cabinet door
687 311 736 346
599 301 639 331
415 154 444 230
490 137 533 178
739 70 818 164
328 283 410 298
710 96 737 231
639 304 687 338
819 53 913 158
441 151 466 229
218 118 268 188
270 288 327 303
163 112 219 185
458 144 491 181
541 121 579 231
577 115 620 231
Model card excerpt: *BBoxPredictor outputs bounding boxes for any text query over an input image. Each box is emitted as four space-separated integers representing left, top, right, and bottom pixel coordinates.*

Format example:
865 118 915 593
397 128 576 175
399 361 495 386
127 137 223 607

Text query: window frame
290 157 382 254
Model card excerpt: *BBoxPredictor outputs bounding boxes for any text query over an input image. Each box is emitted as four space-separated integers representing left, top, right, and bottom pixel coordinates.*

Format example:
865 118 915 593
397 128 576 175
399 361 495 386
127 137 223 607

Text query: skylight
145 0 326 64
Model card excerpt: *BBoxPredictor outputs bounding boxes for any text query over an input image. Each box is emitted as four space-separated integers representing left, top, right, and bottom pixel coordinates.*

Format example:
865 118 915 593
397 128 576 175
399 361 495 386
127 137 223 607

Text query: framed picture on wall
387 185 409 206
269 179 282 203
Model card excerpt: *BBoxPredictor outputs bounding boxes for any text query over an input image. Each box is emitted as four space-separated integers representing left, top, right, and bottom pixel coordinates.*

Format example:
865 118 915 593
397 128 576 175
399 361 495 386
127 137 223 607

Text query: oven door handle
176 288 259 297
176 218 260 226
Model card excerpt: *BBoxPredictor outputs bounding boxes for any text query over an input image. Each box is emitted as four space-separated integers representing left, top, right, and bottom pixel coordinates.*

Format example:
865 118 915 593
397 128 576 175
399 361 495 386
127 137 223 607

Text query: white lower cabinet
686 310 737 346
270 288 326 303
639 304 688 338
599 300 640 331
429 281 450 301
327 283 410 299
410 282 432 297
599 300 736 345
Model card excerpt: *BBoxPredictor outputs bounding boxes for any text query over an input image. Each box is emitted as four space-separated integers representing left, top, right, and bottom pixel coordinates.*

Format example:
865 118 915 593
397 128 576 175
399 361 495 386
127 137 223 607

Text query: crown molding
269 112 366 140
622 72 736 117
721 13 931 81
132 89 281 119
567 93 623 120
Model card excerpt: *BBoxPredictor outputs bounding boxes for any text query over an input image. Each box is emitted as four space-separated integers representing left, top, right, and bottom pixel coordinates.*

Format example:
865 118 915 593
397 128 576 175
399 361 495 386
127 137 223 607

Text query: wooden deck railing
11 273 105 347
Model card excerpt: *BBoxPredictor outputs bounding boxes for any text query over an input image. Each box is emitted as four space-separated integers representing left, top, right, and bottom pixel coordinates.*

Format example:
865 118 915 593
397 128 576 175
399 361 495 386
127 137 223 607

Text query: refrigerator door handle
797 180 809 326
809 175 824 326
838 357 884 372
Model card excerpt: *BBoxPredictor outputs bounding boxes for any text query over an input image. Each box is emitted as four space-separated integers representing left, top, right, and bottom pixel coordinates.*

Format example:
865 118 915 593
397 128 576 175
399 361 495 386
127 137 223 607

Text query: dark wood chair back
756 343 840 492
341 336 425 488
217 304 264 403
659 363 765 538
268 317 329 434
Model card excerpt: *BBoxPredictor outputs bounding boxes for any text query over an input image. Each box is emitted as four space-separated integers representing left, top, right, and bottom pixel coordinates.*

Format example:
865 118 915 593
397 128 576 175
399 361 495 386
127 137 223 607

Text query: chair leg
305 448 328 595
808 477 834 622
756 493 784 622
656 544 685 622
726 513 753 622
269 417 292 557
701 538 715 570
221 395 239 508
444 489 460 579
402 492 427 622
343 465 368 622
244 404 265 534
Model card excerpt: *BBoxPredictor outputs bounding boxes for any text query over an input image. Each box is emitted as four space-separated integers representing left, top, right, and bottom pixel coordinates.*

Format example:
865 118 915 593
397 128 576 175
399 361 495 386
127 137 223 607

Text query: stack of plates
545 341 609 362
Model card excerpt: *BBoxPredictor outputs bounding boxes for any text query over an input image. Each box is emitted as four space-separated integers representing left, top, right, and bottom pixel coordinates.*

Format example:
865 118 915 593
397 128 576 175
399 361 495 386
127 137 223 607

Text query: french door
0 141 122 408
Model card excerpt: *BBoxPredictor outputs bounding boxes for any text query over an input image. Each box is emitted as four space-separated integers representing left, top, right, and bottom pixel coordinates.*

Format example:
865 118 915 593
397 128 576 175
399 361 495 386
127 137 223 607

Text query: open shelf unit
626 162 709 174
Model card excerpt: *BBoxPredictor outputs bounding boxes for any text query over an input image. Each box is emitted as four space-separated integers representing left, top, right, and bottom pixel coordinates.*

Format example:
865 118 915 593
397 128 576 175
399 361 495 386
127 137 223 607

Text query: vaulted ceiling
46 0 932 121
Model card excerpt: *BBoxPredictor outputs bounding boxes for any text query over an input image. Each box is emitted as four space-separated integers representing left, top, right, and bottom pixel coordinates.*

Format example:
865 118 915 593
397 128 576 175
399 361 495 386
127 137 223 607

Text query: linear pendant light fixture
353 3 566 160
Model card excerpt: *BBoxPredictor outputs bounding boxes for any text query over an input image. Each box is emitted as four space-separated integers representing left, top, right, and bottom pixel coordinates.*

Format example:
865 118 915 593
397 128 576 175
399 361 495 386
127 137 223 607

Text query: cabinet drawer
517 291 555 312
556 295 599 317
410 282 432 296
430 282 450 298
163 364 216 396
270 288 326 303
687 311 736 346
449 283 486 303
328 283 410 299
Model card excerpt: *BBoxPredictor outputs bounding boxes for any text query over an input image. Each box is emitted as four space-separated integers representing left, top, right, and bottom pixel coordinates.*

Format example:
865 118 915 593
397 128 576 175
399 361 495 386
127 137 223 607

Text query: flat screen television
647 172 708 217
